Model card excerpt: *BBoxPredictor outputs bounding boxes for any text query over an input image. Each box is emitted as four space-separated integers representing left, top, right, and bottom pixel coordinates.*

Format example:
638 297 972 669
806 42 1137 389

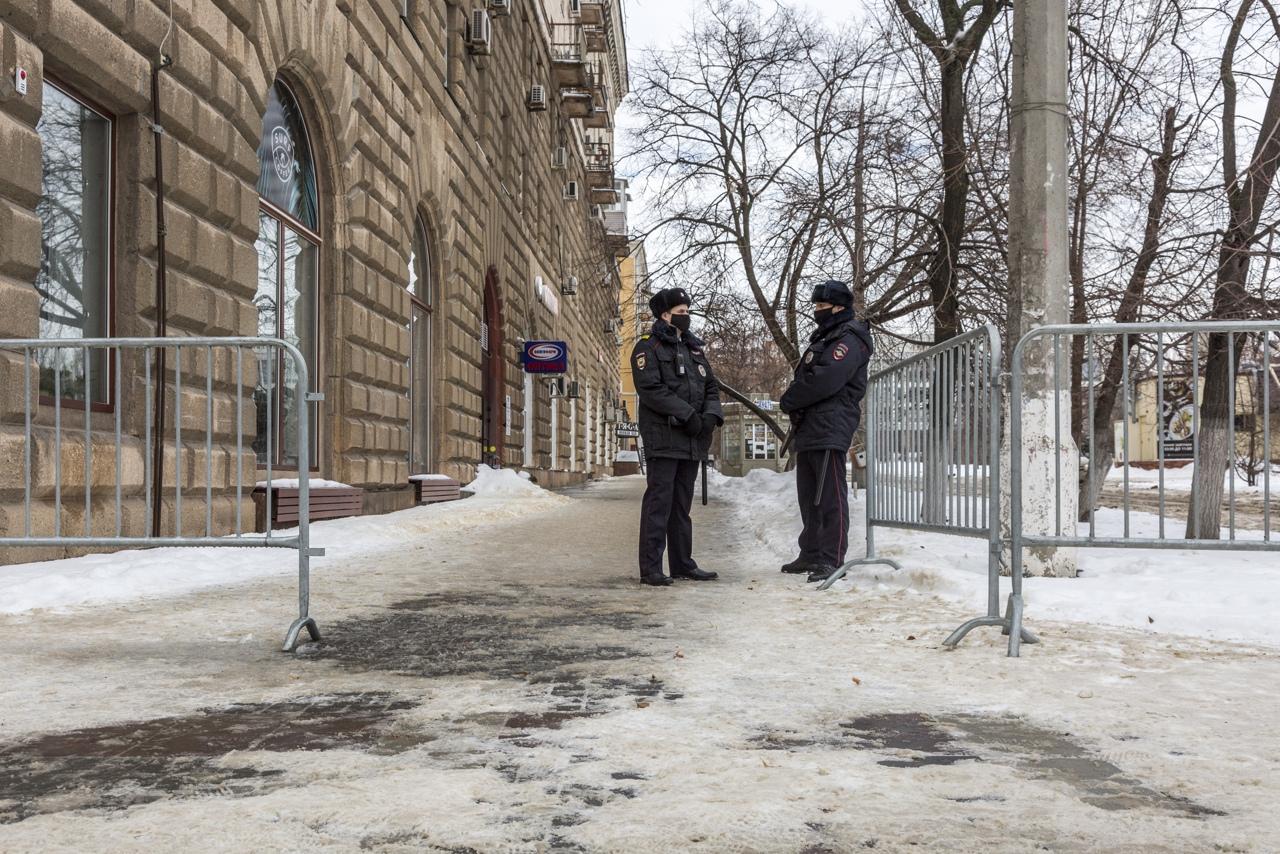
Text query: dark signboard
521 340 569 374
616 421 640 438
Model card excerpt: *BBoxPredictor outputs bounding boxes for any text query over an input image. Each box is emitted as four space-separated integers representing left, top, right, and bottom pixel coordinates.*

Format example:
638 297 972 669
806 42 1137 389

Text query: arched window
408 215 435 473
253 80 320 468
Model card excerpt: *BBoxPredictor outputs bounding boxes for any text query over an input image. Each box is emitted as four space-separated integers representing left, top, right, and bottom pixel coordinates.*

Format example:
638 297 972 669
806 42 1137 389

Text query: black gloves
700 413 721 438
679 411 703 437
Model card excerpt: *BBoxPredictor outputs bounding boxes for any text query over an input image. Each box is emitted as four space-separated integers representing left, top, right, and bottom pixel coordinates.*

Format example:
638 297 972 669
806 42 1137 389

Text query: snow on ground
0 472 568 616
711 467 1280 648
1103 462 1277 493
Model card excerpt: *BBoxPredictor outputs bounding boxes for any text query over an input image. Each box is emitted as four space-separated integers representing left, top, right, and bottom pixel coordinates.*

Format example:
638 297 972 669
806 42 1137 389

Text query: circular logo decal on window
271 126 293 182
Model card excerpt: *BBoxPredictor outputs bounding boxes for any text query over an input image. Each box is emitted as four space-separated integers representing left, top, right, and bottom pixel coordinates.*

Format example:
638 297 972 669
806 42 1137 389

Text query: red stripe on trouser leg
832 452 846 564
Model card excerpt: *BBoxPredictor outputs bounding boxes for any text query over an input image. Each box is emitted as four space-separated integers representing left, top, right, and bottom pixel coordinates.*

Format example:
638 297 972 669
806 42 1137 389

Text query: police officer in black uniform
632 288 723 586
779 280 875 583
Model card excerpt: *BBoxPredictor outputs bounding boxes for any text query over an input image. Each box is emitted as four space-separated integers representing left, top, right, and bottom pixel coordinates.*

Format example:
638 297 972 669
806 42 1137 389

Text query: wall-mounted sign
522 340 569 374
534 276 560 315
616 421 640 438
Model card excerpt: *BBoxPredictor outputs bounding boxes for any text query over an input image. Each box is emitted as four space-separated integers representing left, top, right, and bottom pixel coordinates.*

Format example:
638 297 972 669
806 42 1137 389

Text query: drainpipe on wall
149 51 173 536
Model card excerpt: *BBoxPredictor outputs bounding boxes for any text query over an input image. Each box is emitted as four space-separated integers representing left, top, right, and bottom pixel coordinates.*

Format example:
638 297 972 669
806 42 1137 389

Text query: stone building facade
0 0 630 552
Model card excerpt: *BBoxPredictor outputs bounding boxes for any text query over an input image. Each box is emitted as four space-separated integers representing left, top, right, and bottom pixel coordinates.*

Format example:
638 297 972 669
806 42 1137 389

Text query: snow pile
255 478 353 489
714 467 1280 647
0 470 569 616
465 465 547 498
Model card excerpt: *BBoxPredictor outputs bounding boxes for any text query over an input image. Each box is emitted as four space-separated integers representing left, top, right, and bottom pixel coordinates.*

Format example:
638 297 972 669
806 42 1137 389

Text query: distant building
717 400 791 477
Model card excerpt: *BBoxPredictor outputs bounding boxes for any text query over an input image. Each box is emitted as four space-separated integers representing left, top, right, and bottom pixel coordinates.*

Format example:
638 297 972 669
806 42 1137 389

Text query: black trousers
638 456 701 578
795 449 849 568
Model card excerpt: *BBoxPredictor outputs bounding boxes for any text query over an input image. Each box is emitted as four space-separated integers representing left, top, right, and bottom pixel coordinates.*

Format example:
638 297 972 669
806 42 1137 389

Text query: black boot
672 567 718 581
806 565 837 583
780 556 814 574
641 574 674 587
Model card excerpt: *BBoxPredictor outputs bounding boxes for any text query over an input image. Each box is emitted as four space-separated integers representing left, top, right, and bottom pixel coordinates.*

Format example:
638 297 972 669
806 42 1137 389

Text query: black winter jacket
631 320 724 460
779 313 874 453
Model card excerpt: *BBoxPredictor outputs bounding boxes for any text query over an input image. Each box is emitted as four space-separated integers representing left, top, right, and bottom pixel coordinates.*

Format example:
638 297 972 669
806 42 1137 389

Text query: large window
745 423 777 460
408 216 435 473
36 82 112 404
254 81 319 467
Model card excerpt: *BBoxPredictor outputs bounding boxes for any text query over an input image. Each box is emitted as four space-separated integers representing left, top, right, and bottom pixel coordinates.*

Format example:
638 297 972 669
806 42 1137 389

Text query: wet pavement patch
309 591 655 681
824 712 1223 818
0 693 415 824
840 712 978 768
745 711 1222 818
949 714 1225 817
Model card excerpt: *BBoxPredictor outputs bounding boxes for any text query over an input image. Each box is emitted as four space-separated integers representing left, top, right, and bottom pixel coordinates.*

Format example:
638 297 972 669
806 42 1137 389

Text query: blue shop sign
522 340 569 374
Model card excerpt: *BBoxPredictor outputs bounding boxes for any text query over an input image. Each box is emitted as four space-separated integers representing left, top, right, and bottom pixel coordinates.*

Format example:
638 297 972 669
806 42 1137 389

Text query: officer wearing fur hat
779 280 875 583
631 287 723 586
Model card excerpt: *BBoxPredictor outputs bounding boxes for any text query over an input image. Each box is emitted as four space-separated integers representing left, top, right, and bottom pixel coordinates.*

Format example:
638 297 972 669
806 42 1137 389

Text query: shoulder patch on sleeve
833 342 849 361
635 351 647 370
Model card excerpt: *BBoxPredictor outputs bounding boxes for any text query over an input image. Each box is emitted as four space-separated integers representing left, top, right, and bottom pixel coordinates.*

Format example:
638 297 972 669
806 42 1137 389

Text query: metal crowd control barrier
818 325 1036 650
1008 320 1278 655
0 336 321 651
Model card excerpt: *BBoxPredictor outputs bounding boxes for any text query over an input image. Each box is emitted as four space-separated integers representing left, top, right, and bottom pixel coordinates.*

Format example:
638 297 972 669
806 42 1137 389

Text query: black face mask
670 313 692 333
813 307 834 326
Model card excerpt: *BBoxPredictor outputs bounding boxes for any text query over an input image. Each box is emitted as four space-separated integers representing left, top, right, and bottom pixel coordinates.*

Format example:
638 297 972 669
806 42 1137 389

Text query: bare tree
627 1 922 365
1188 0 1280 538
890 0 1009 342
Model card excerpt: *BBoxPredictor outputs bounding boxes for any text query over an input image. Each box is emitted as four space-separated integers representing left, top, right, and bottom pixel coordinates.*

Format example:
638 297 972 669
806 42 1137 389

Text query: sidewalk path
0 476 1276 852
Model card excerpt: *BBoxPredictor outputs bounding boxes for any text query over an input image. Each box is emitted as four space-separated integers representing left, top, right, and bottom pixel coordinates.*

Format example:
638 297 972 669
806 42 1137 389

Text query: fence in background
0 336 321 651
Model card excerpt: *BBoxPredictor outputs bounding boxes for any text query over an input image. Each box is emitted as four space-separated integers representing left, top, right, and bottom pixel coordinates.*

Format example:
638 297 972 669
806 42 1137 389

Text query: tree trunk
930 63 968 344
1077 107 1179 519
1189 16 1280 537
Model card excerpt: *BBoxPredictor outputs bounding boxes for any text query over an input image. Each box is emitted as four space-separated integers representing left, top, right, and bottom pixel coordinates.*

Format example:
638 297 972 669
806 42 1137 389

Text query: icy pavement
1 476 1278 852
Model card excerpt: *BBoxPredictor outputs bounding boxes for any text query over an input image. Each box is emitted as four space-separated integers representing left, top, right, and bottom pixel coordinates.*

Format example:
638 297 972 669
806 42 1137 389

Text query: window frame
35 76 117 415
408 214 436 474
255 79 322 472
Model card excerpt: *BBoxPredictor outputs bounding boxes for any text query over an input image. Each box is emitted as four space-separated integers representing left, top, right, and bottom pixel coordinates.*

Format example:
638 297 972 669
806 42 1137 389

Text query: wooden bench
254 485 364 531
411 476 462 504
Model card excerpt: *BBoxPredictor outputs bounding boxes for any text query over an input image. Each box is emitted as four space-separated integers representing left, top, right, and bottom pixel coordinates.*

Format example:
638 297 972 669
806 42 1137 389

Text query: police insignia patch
834 343 849 361
636 353 647 370
804 351 815 364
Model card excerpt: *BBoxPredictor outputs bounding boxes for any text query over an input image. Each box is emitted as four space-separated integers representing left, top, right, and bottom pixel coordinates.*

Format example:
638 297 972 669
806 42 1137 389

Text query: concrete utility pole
1006 0 1078 577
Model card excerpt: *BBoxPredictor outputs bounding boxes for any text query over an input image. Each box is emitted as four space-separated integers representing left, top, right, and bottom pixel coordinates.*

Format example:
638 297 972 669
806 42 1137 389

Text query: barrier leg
816 555 901 591
283 546 322 651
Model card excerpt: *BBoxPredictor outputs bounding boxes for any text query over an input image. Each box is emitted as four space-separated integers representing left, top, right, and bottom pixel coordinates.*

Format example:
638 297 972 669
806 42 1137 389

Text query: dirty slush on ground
0 476 1277 853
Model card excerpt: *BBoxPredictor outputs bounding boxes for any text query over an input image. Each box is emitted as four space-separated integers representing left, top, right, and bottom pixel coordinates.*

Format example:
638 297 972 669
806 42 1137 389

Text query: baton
701 459 708 506
778 426 796 459
813 448 831 507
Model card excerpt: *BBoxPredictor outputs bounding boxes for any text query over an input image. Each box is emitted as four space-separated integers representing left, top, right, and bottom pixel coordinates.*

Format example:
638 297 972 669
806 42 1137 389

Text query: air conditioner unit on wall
566 381 582 400
563 181 579 200
527 84 547 111
552 146 568 170
467 9 492 54
490 0 512 17
603 318 616 333
569 0 583 18
562 275 579 295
